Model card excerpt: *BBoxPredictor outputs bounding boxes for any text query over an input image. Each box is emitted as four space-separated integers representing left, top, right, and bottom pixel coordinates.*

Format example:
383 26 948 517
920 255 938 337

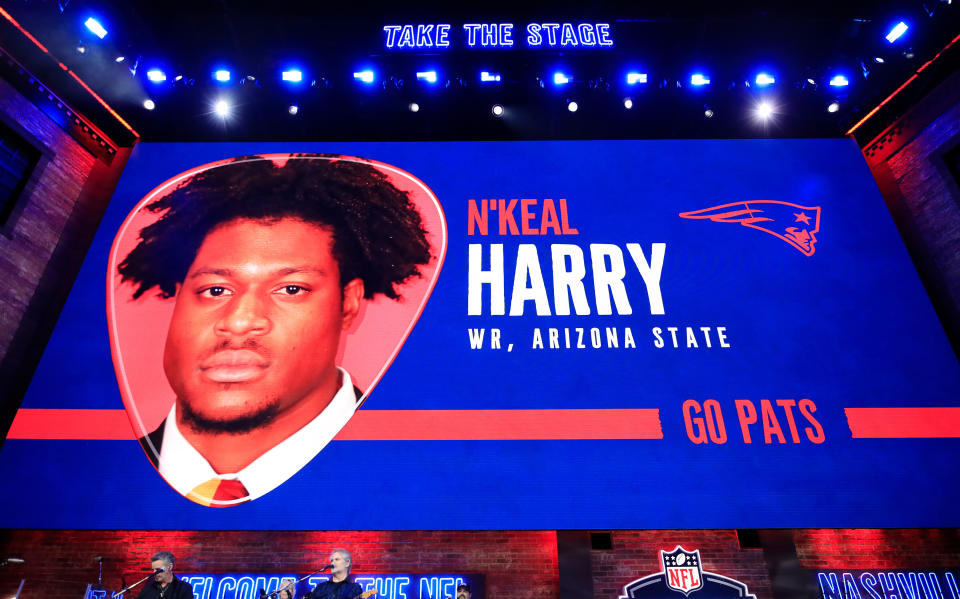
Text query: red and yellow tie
187 478 250 507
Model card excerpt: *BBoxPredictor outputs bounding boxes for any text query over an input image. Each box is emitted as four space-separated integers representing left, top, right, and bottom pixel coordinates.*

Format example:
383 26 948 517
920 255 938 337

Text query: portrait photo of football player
108 154 444 506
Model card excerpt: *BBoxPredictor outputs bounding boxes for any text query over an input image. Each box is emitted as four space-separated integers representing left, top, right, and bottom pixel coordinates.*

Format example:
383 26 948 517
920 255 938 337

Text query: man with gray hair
137 551 193 599
282 549 363 599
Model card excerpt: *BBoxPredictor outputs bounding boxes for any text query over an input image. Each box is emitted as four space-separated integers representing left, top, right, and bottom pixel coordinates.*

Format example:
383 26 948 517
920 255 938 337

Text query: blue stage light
146 69 167 83
480 71 501 83
214 69 231 82
690 74 710 86
353 70 375 84
416 71 438 83
829 75 849 87
553 72 570 85
626 72 647 85
886 22 908 43
84 17 107 39
282 70 303 83
755 73 775 86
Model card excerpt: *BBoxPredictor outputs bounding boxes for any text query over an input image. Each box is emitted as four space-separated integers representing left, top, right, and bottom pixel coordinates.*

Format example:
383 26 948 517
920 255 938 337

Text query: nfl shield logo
661 546 703 595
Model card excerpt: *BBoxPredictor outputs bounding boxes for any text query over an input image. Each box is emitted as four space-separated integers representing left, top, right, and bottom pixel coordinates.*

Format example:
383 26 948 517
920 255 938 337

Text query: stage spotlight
480 71 501 82
755 101 774 120
829 75 849 87
115 55 125 63
76 43 87 54
408 102 420 113
143 99 155 110
874 56 885 63
704 106 715 118
567 100 578 112
554 72 571 85
755 73 775 87
827 101 840 113
213 99 231 118
806 78 816 85
214 69 231 83
84 17 107 39
690 74 710 86
626 72 647 85
288 104 299 115
146 69 166 83
623 97 634 109
886 21 908 43
416 71 438 83
492 104 504 117
353 70 375 84
282 70 303 83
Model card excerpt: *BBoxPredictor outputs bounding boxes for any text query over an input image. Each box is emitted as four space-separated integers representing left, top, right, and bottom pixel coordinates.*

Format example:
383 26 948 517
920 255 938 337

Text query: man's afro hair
118 154 432 301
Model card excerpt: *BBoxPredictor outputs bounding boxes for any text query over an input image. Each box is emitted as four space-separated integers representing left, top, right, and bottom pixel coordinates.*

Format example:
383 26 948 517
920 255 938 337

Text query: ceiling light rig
20 0 948 140
95 8 952 137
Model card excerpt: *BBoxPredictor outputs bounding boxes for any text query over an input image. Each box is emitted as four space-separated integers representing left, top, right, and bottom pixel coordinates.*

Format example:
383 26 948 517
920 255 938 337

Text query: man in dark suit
137 552 192 599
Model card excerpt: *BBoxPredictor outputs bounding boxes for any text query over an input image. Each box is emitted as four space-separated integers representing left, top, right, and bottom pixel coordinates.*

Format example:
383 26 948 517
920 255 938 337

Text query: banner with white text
1 140 957 529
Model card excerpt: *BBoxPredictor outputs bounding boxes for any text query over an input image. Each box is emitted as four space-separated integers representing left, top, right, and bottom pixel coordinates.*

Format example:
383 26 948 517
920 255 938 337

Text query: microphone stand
112 572 159 599
259 567 332 599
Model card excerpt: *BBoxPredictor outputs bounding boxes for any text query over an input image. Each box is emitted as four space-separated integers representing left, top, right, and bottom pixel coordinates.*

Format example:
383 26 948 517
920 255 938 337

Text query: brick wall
794 529 960 570
860 73 960 346
590 530 770 599
881 102 960 321
3 528 960 599
0 75 97 360
0 71 131 438
0 530 558 599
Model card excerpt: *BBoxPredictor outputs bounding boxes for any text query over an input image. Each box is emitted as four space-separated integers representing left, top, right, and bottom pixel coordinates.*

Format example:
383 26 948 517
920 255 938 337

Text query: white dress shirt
156 368 359 505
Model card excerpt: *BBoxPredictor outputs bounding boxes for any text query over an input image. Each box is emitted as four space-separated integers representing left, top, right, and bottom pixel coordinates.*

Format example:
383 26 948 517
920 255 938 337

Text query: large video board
1 140 957 529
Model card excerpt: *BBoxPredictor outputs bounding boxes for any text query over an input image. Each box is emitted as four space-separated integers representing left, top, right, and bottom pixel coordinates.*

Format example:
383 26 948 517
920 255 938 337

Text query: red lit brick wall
0 530 558 599
4 528 960 599
0 71 131 437
794 529 960 569
859 71 960 345
0 76 97 360
880 102 960 323
590 530 770 599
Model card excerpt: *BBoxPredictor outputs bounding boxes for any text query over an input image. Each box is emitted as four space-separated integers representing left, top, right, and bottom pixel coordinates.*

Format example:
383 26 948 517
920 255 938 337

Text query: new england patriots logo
679 201 821 256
